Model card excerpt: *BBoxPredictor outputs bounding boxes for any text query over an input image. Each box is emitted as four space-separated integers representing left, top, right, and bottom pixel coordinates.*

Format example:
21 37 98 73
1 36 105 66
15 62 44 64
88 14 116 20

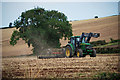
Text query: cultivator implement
38 48 65 59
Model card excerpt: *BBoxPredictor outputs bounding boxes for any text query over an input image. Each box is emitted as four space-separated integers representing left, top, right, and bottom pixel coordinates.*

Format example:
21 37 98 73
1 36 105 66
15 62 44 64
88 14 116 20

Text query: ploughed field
2 54 120 78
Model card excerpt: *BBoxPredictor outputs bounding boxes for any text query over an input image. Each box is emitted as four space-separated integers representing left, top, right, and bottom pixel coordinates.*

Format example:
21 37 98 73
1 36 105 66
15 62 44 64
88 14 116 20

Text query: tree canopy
10 7 73 54
94 16 98 18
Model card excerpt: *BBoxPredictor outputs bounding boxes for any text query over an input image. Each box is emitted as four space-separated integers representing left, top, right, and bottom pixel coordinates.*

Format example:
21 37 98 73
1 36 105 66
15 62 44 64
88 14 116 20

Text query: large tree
10 7 72 54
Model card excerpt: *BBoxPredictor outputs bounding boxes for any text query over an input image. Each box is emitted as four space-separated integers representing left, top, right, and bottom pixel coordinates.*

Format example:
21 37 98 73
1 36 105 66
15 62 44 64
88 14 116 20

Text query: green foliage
91 38 120 47
93 72 120 80
94 16 98 18
10 7 73 54
9 22 12 28
110 38 114 43
90 40 107 46
96 48 120 53
10 30 20 45
91 39 120 53
110 38 120 43
95 42 119 48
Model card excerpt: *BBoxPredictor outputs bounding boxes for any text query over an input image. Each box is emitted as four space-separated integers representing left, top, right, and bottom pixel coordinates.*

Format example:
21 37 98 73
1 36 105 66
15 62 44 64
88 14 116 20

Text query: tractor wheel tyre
90 49 96 57
76 49 83 57
83 54 86 57
65 46 72 58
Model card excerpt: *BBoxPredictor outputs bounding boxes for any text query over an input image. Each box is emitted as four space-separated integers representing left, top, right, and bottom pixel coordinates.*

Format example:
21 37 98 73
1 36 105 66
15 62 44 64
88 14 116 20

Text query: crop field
2 54 120 79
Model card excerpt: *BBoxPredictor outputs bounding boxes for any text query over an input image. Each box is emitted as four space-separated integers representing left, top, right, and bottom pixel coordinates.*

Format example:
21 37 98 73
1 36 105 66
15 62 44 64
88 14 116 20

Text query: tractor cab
65 32 100 58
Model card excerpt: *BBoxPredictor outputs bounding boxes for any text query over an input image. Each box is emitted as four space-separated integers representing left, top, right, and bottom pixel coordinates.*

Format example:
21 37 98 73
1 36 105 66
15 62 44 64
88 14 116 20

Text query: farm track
2 54 120 78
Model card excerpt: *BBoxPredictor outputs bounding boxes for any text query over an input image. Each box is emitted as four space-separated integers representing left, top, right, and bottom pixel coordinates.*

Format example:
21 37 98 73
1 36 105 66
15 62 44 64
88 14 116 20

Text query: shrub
93 72 120 80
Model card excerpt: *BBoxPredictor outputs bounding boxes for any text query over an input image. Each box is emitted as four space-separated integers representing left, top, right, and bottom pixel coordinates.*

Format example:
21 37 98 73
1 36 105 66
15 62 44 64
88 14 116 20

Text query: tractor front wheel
90 49 96 57
65 46 72 58
76 49 83 57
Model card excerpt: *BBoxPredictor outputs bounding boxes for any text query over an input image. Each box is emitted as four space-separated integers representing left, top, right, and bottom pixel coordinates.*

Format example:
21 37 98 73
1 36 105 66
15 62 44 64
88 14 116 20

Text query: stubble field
2 54 120 79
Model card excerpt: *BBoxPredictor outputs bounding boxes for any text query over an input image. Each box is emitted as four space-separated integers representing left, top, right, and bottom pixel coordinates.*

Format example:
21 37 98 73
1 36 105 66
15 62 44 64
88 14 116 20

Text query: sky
1 2 119 27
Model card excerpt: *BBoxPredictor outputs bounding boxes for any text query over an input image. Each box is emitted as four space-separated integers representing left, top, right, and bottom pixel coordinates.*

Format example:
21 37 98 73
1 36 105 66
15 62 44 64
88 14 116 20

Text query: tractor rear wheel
90 49 96 57
76 49 83 57
65 46 72 58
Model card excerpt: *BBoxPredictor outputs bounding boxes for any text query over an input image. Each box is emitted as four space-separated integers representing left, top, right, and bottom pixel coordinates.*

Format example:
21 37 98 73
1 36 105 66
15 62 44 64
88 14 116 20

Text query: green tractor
65 32 100 58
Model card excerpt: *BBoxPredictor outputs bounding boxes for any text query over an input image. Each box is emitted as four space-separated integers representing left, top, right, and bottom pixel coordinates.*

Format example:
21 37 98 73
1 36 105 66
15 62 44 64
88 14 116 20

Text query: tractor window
82 38 85 43
70 38 75 44
76 38 80 42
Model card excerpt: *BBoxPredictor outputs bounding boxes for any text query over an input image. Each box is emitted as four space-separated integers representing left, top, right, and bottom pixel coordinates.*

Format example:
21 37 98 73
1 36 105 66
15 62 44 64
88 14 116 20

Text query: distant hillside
60 15 119 46
1 15 119 56
1 28 33 57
